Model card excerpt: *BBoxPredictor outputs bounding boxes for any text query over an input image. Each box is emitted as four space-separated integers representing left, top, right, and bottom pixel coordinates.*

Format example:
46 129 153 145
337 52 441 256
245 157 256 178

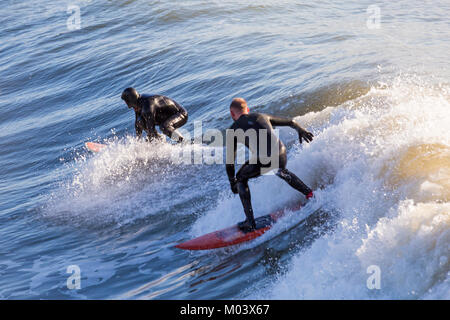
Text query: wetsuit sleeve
142 104 159 139
135 113 143 138
268 114 313 143
268 114 304 131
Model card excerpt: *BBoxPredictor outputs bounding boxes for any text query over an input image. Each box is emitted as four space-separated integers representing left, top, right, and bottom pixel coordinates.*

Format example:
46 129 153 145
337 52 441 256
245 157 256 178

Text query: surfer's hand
298 128 314 144
229 178 238 194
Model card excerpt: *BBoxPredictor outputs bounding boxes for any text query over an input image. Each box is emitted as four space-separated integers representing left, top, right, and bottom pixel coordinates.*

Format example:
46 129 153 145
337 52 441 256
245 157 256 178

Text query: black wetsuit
134 95 188 142
226 113 313 230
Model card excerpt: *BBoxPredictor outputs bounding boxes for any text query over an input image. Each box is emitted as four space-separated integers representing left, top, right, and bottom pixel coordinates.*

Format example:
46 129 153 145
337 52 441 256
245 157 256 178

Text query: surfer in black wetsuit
226 98 314 231
121 87 188 142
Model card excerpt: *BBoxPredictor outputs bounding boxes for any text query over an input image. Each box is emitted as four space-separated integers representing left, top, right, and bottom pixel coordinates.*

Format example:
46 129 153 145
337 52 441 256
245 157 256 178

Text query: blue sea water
0 0 449 299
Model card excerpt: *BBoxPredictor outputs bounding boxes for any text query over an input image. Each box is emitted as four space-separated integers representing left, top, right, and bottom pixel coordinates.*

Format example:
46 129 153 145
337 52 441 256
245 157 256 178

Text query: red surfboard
175 202 302 250
85 142 107 152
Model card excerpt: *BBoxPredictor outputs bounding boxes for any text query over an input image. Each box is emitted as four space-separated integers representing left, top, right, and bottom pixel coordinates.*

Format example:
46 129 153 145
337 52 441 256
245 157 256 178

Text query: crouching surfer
121 87 188 142
226 98 314 231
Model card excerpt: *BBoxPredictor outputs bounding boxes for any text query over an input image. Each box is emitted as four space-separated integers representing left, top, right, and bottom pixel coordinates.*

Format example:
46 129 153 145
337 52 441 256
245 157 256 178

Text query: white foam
43 137 219 227
228 75 450 299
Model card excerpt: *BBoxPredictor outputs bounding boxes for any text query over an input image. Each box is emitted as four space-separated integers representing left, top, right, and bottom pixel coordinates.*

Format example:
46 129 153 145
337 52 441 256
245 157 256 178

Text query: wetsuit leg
235 162 261 230
275 148 312 196
160 111 188 142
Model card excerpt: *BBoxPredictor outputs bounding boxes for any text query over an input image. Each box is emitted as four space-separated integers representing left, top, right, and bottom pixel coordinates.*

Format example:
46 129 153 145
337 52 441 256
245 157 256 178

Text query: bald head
229 98 249 121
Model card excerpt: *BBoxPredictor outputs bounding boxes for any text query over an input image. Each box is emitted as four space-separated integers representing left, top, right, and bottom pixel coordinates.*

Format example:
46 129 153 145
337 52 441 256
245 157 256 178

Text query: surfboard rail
85 141 107 152
175 202 302 250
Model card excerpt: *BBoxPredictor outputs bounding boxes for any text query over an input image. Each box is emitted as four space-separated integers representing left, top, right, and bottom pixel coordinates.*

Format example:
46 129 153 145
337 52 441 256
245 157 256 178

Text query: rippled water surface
0 0 449 299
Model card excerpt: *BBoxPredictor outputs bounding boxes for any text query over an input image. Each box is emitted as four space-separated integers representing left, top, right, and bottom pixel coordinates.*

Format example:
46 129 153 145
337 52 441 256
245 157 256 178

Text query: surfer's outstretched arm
135 114 143 139
142 111 159 141
267 114 298 127
268 115 314 144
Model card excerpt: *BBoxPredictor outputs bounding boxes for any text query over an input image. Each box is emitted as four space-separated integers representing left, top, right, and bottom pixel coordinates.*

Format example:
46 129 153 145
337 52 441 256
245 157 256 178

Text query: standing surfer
226 98 314 231
121 87 188 142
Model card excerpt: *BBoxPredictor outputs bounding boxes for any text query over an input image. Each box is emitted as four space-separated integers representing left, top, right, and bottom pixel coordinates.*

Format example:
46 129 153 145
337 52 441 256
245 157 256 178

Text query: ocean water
0 0 449 299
